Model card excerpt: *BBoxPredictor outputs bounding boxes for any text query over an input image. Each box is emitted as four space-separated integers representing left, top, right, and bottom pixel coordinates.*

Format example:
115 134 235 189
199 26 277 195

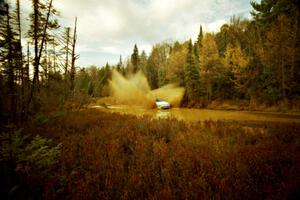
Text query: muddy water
91 105 300 123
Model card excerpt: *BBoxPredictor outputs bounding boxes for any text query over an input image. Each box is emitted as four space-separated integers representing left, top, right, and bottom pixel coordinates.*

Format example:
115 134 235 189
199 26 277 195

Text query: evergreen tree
130 44 139 73
194 25 203 63
0 3 16 120
185 40 201 102
196 25 203 47
0 2 24 120
251 0 299 26
116 55 122 72
215 24 229 57
146 55 158 89
26 0 56 115
251 0 300 99
146 43 170 88
139 50 147 75
27 0 59 84
200 33 222 101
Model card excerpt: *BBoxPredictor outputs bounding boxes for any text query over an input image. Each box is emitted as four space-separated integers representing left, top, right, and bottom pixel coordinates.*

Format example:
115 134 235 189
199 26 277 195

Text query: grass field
1 108 300 199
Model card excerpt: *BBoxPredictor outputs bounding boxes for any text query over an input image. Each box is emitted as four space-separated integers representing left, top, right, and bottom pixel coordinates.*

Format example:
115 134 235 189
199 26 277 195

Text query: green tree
27 0 59 85
196 25 203 48
215 24 229 57
146 43 170 89
194 25 203 63
130 44 139 73
139 50 147 75
185 40 201 103
116 55 123 72
251 0 300 99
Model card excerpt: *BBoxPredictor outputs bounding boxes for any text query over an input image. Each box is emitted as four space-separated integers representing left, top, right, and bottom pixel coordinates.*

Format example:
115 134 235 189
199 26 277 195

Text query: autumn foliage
1 109 299 199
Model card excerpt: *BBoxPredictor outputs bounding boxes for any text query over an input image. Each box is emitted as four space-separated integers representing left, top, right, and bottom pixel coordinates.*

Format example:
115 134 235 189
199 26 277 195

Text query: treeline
0 0 78 124
1 0 300 124
81 0 299 108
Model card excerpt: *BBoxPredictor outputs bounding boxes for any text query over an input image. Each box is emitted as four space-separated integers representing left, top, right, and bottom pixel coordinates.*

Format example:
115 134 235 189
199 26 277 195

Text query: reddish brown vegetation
8 109 300 199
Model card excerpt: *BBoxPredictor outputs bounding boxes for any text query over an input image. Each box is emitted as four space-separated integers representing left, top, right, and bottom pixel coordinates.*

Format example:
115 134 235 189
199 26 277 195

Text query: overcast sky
14 0 257 67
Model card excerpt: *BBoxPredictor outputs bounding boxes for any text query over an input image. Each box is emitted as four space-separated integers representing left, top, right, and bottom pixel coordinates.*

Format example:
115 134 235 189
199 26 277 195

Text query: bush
0 129 61 198
3 110 300 199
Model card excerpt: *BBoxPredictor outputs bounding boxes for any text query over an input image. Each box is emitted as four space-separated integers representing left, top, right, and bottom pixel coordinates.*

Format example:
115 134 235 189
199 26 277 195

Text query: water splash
109 70 185 108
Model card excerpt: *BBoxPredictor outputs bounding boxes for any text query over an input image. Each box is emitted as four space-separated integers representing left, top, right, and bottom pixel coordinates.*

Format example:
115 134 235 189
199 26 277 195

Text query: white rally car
155 99 171 109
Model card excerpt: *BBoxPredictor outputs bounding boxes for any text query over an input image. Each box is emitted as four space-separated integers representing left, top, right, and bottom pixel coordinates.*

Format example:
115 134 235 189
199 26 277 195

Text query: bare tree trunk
62 27 70 99
22 42 30 120
255 24 265 73
26 0 53 116
53 44 56 73
26 42 30 84
16 0 25 119
44 40 48 82
291 11 298 87
281 52 286 99
33 0 39 86
5 5 15 121
65 27 70 82
70 17 77 92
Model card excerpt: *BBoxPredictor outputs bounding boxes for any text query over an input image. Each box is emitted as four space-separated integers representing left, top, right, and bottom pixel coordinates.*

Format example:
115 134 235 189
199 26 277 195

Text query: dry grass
4 108 300 199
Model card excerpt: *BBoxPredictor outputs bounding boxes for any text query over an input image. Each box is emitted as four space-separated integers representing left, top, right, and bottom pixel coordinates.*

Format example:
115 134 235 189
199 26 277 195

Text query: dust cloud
109 70 185 108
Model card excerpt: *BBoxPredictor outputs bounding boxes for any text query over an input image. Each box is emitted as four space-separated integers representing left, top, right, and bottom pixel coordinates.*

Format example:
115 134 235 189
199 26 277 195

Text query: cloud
15 0 254 67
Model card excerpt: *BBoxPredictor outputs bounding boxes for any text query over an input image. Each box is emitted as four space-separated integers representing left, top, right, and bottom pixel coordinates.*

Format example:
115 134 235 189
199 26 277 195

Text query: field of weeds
1 108 300 199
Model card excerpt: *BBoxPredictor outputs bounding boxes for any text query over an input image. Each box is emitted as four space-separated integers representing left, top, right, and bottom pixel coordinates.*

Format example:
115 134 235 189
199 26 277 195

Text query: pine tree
0 2 22 120
251 0 300 99
146 56 158 89
26 0 54 115
196 25 203 48
140 50 147 75
201 33 222 101
215 24 229 56
4 4 15 120
185 40 201 102
130 44 139 73
116 55 122 72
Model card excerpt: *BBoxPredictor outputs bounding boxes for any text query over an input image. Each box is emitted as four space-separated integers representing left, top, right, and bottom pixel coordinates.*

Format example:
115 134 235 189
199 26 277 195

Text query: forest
0 0 300 199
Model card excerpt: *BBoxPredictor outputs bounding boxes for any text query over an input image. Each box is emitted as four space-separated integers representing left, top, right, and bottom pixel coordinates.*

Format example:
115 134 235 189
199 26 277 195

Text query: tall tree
70 16 78 92
196 25 203 48
166 41 188 86
27 0 54 113
215 24 229 57
146 43 170 88
27 0 59 84
200 33 222 101
116 55 122 72
263 16 294 99
185 40 201 103
139 50 147 75
16 0 24 98
194 25 203 63
223 43 249 97
130 44 139 73
251 0 300 99
63 27 70 82
5 4 15 120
